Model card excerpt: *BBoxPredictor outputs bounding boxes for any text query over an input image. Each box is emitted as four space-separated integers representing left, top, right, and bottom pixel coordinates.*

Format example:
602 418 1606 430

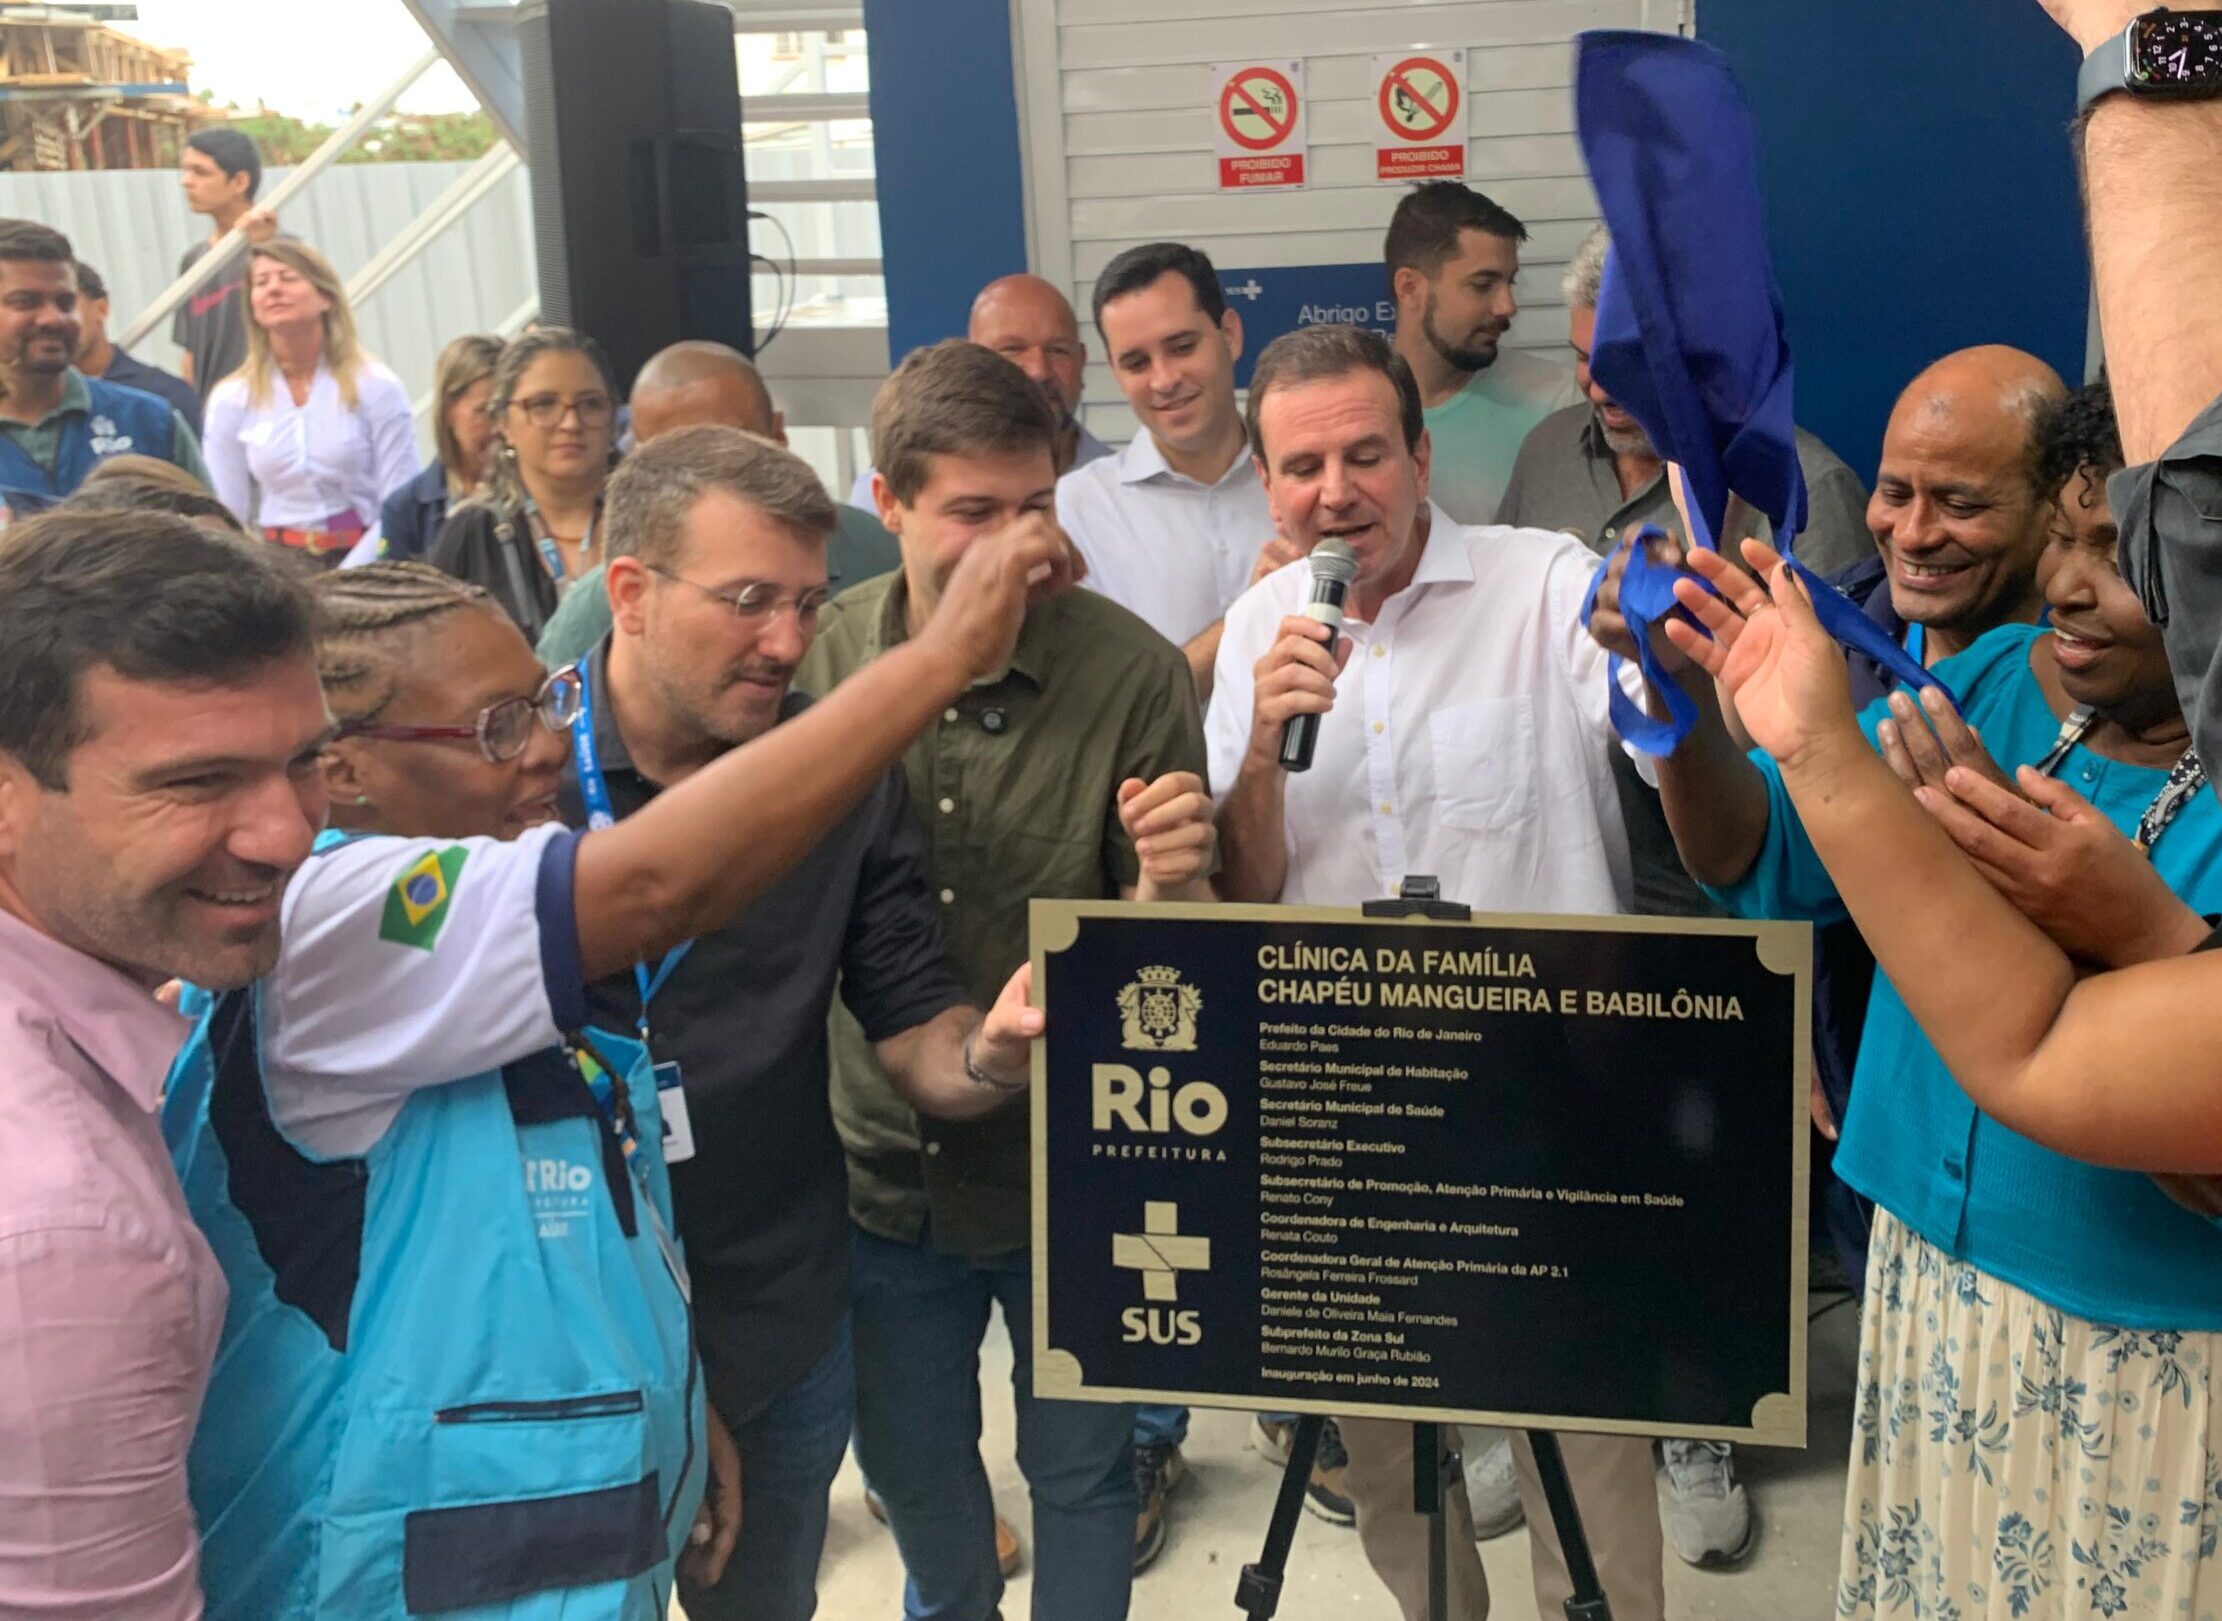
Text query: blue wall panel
1695 0 2090 482
863 0 1031 364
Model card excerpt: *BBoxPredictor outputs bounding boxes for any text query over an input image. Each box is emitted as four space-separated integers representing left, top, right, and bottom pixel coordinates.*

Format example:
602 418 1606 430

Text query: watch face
2133 12 2222 88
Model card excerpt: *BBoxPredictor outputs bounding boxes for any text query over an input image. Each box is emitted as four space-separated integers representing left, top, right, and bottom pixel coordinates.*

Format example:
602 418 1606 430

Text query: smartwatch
2079 8 2222 112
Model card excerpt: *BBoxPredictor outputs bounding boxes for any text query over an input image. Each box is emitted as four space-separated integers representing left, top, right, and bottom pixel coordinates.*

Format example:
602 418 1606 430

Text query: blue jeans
851 1224 1136 1621
1133 1405 1188 1448
677 1317 854 1621
1136 1407 1300 1448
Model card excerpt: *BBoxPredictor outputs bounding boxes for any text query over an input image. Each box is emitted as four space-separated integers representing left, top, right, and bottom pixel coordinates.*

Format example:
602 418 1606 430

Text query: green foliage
216 107 499 166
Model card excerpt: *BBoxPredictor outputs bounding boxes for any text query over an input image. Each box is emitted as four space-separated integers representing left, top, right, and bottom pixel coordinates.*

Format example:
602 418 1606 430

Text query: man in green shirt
1385 182 1582 526
799 339 1213 1621
536 340 898 667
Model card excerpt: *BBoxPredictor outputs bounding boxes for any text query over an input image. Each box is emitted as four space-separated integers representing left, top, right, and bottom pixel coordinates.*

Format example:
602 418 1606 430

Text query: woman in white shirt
203 240 419 567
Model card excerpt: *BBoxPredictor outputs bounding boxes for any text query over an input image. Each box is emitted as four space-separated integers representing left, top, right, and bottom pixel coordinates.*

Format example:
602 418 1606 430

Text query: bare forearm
573 640 966 978
1652 673 1774 886
1216 756 1290 902
1777 730 2084 1128
2083 93 2222 461
1793 727 2222 1168
878 1004 1016 1121
1183 622 1224 707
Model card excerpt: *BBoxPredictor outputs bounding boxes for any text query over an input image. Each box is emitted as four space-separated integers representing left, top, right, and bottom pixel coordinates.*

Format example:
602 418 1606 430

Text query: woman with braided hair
429 327 619 640
160 509 1077 1617
164 560 736 1619
312 562 574 840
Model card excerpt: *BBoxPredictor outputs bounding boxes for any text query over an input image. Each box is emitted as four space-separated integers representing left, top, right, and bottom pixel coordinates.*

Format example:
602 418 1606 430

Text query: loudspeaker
519 0 753 394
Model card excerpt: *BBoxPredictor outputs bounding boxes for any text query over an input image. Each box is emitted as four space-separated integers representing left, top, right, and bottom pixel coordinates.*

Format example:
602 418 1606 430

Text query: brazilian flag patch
378 845 468 950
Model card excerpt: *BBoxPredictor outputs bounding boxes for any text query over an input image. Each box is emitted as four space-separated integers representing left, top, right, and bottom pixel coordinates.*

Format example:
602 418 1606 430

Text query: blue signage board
1216 263 1395 389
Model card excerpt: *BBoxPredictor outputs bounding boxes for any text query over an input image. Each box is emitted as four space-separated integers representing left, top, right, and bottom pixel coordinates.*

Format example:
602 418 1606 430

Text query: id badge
654 1062 696 1163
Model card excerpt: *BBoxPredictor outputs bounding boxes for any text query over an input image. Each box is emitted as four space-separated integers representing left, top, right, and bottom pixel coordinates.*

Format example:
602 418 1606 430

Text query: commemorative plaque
1030 902 1811 1445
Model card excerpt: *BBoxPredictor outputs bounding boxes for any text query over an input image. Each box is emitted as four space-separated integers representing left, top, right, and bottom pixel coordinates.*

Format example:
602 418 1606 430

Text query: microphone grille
1310 538 1360 585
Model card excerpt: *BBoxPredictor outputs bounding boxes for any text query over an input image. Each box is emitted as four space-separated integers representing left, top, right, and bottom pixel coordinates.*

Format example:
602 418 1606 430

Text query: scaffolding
0 1 206 172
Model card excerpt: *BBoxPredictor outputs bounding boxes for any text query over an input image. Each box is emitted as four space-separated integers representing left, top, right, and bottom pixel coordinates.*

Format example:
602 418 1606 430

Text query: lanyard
569 675 693 1042
2034 702 2207 854
529 501 595 588
567 1031 690 1303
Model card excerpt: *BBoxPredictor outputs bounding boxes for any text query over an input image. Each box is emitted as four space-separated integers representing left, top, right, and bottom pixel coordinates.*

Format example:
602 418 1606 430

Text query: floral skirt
1839 1210 2222 1619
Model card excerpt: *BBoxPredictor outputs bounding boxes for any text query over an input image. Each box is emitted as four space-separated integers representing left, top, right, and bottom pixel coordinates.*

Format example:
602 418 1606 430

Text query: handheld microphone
1278 538 1359 773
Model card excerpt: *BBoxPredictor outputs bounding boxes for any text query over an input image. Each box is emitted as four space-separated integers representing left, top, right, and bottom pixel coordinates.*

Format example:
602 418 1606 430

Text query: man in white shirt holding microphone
1206 323 1666 1621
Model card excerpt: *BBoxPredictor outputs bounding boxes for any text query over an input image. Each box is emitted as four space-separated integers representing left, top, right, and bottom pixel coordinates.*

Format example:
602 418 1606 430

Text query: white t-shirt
1207 505 1639 913
1056 431 1276 648
259 824 585 1158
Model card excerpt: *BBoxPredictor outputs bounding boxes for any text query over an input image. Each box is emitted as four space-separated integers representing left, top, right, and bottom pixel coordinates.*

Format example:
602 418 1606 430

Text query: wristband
963 1028 1029 1094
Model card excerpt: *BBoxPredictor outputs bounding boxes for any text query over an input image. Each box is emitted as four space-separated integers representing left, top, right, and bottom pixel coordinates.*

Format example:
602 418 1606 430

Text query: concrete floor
809 1292 1862 1619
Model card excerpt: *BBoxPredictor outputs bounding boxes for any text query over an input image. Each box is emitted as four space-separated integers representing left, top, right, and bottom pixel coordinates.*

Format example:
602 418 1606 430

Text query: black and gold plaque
1030 902 1812 1446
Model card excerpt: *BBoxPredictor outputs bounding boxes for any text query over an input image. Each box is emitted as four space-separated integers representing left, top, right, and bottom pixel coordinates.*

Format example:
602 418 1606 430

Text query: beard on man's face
1422 292 1505 375
1595 403 1656 461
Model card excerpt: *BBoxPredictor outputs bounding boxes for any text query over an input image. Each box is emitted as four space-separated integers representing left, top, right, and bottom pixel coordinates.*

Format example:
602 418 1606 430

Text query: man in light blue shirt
1386 182 1582 526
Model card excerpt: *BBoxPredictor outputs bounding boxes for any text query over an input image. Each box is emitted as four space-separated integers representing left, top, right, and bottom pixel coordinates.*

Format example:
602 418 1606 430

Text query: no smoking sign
1371 49 1466 182
1212 61 1307 191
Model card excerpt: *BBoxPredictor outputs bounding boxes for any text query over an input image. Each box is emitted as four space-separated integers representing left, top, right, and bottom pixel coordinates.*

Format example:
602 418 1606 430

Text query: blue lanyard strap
569 675 694 1039
529 502 594 586
567 1031 642 1165
565 1030 691 1303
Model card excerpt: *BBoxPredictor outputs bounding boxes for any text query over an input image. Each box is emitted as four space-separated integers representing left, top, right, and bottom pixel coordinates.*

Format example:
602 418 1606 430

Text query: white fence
0 154 884 481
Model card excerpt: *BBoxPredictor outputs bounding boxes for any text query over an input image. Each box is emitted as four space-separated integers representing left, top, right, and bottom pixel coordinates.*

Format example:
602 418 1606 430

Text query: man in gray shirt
1497 226 1872 575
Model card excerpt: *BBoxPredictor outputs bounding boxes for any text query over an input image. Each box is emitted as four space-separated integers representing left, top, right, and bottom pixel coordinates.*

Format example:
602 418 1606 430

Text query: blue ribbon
570 673 692 1040
1581 525 1701 759
1571 29 1955 753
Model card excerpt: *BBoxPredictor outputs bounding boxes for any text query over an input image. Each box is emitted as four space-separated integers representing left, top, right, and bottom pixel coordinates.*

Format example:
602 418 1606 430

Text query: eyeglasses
510 392 615 429
645 563 831 626
335 666 584 764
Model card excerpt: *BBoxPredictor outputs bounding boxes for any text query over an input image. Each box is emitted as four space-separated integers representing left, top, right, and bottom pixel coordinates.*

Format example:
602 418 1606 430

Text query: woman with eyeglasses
361 331 502 563
430 326 620 640
203 240 420 567
165 560 742 1619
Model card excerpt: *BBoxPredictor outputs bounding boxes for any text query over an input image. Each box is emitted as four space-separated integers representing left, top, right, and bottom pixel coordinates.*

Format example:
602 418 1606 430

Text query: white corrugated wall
1010 0 1690 445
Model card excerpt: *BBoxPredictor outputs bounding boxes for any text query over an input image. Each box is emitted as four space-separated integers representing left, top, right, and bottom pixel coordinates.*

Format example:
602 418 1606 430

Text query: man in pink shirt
0 508 328 1616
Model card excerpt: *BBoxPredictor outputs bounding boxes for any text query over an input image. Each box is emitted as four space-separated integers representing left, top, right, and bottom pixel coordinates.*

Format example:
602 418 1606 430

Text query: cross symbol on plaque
1112 1201 1211 1302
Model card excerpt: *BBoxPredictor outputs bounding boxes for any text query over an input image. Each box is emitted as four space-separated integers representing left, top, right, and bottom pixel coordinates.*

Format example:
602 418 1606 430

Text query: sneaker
1460 1431 1526 1542
866 1487 1022 1578
1132 1441 1186 1572
1659 1439 1755 1567
1247 1415 1355 1525
1250 1412 1295 1467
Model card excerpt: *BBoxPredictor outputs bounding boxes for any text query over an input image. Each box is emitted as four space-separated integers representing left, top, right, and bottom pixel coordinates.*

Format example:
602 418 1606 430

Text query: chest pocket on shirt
1429 699 1541 833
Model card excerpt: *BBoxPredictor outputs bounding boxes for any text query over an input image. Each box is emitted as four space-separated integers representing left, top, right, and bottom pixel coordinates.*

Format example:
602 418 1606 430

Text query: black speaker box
519 0 754 393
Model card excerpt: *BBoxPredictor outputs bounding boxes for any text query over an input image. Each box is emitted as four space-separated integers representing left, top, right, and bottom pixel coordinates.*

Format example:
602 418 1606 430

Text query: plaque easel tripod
1232 878 1612 1621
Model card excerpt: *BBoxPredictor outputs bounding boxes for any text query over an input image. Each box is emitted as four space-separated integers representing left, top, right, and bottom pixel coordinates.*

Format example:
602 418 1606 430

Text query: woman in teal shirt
1706 386 2222 1620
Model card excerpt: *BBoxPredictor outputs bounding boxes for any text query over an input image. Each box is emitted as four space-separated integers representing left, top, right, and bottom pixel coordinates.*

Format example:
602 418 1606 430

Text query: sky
113 0 480 121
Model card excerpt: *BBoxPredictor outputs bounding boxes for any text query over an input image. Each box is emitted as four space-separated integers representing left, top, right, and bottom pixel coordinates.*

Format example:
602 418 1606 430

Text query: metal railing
345 142 525 306
116 47 443 350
